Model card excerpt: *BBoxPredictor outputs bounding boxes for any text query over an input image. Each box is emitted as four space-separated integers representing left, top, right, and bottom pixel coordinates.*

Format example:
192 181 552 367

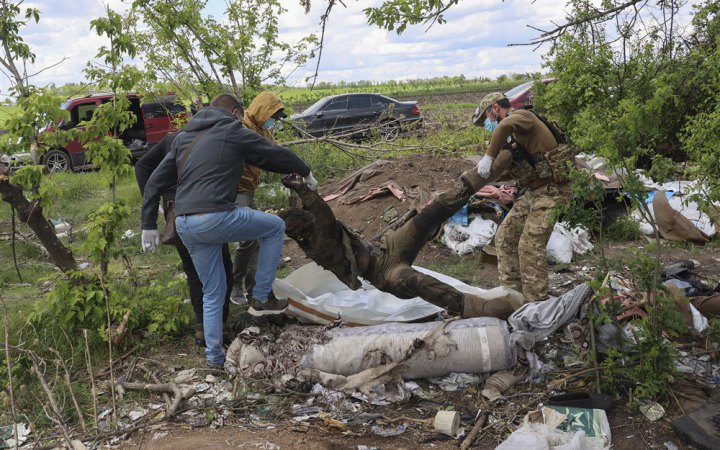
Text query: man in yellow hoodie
231 91 288 304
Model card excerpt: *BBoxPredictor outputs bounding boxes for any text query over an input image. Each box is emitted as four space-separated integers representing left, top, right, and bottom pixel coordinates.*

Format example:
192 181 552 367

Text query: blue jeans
176 207 285 365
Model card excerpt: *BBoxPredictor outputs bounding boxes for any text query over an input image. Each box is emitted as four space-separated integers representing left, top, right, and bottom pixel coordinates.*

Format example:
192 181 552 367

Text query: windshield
504 81 533 99
301 97 332 116
60 100 71 110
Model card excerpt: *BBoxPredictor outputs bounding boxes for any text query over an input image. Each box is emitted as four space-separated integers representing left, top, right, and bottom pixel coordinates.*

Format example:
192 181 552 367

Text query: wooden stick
548 367 602 391
83 329 99 429
49 347 87 432
587 296 602 395
137 363 171 407
461 410 489 450
1 296 19 450
29 354 74 447
116 381 182 417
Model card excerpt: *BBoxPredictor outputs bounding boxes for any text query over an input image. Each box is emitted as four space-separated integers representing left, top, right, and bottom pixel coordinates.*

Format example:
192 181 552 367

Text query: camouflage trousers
496 182 571 302
367 179 476 314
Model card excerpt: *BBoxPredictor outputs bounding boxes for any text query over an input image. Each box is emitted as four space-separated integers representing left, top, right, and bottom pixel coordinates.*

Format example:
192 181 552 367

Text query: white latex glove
476 154 495 178
141 229 160 253
303 171 318 191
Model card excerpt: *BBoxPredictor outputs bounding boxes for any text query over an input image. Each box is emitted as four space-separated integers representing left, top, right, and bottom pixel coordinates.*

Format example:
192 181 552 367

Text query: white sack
546 231 574 264
442 216 497 255
300 317 514 380
554 222 593 254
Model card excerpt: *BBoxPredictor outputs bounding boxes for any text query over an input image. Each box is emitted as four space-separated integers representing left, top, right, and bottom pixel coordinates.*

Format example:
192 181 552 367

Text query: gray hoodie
141 106 310 229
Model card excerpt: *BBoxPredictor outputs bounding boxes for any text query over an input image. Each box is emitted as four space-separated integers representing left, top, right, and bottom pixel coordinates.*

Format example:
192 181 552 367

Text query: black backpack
517 106 566 145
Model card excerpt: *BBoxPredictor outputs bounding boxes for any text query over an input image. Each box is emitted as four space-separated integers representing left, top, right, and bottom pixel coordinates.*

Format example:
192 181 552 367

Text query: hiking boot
248 293 288 317
462 295 517 320
230 287 248 306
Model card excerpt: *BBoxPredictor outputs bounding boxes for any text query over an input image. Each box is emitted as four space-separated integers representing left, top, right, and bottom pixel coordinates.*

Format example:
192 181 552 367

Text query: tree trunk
0 167 77 273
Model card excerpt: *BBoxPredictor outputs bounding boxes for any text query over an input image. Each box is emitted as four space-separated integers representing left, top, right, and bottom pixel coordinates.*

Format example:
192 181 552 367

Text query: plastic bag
546 231 573 263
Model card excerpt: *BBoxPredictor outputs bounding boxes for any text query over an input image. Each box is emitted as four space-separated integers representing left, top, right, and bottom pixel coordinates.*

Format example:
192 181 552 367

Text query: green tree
0 1 77 272
130 0 317 104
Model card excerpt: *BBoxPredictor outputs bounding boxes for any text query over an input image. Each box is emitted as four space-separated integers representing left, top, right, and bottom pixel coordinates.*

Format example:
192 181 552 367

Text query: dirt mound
319 152 476 238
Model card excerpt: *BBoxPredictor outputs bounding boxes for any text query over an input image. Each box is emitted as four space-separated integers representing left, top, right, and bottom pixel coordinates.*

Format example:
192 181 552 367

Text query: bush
605 216 641 242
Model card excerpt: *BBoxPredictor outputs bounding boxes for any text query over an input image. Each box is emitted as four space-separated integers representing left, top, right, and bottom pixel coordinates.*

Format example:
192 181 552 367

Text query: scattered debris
434 410 460 437
639 402 666 422
371 424 406 437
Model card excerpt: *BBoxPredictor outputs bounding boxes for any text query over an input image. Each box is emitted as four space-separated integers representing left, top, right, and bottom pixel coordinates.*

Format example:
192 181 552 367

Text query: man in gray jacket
140 94 315 369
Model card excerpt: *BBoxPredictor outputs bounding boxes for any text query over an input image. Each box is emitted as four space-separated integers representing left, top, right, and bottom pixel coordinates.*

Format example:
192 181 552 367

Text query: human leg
495 194 531 293
388 181 475 264
176 212 232 366
222 243 232 322
517 184 568 302
176 242 203 328
220 207 286 306
232 240 258 302
231 193 257 303
382 264 465 313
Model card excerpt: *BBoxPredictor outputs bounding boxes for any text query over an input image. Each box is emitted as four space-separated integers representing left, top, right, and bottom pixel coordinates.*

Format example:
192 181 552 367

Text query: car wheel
379 121 400 142
43 149 73 173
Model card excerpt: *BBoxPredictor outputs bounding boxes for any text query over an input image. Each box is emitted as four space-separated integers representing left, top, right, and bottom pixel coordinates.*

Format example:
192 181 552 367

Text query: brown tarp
322 160 391 201
652 190 709 244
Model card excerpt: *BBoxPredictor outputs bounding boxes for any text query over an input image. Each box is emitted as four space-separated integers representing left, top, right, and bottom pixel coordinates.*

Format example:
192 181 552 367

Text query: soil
112 94 718 449
319 152 477 238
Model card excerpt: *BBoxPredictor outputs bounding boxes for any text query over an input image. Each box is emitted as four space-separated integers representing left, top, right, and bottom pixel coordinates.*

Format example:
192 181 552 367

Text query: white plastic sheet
495 425 605 450
274 263 524 326
272 263 444 326
442 215 498 255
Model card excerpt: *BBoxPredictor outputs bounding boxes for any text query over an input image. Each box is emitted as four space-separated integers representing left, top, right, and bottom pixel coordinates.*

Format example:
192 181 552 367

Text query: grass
275 79 525 106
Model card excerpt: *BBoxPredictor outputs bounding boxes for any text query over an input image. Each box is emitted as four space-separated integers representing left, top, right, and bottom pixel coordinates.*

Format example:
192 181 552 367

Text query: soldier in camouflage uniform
278 159 520 319
474 92 573 302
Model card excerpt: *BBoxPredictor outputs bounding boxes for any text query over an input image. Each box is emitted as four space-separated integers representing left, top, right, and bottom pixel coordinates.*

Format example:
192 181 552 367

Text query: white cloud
0 0 700 96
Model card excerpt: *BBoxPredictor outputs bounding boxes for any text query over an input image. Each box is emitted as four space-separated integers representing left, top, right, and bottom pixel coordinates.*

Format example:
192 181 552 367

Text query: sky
0 0 697 95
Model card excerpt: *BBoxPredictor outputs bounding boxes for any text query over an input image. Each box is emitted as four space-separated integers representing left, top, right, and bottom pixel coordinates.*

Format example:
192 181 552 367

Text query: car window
302 98 327 115
371 96 389 108
70 103 97 125
323 97 348 112
143 101 186 118
349 95 372 109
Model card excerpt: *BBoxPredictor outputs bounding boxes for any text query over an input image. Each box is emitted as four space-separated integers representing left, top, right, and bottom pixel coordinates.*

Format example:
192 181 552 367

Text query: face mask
262 118 276 129
485 117 498 133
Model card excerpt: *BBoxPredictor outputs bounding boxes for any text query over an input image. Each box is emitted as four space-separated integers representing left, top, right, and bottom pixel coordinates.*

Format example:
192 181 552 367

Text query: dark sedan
289 93 421 141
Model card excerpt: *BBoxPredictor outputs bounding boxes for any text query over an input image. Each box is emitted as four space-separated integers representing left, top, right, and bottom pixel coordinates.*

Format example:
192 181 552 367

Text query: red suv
44 93 187 172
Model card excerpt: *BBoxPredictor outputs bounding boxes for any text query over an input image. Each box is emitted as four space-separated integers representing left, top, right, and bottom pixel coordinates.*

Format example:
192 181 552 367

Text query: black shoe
248 293 288 316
